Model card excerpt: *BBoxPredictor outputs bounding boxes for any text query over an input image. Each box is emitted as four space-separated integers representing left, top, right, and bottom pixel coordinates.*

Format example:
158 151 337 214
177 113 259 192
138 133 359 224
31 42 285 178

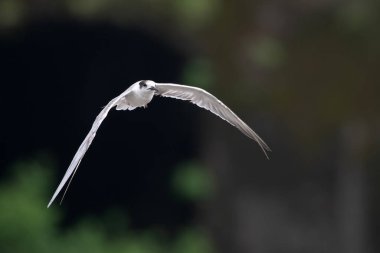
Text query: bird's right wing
47 90 130 208
155 83 271 158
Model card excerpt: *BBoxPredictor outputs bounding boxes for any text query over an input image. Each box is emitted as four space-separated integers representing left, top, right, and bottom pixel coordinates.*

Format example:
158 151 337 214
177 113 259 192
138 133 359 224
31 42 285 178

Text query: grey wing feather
155 83 271 158
47 93 126 208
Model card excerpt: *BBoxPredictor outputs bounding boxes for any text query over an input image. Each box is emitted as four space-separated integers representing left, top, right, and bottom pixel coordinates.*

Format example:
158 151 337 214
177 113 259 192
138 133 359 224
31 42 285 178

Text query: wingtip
47 193 57 208
261 144 271 160
263 150 270 160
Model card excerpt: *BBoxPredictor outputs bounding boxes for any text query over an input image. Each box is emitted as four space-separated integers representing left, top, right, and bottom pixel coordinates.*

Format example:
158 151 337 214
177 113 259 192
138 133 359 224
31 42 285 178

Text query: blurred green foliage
249 36 286 69
0 159 214 253
182 58 215 90
336 0 377 33
0 0 24 28
170 0 219 29
172 228 214 253
0 160 59 253
172 161 213 201
66 0 109 18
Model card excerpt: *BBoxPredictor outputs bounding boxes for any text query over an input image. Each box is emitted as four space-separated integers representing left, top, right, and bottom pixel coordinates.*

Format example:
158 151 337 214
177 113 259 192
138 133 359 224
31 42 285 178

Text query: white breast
115 90 154 110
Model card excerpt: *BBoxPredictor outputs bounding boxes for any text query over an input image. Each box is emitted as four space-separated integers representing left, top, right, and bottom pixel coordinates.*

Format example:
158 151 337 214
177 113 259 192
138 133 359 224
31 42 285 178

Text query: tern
48 80 271 207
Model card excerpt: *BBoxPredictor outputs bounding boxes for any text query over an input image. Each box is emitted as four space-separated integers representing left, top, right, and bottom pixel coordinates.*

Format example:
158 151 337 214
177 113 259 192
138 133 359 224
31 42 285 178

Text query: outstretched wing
155 83 271 158
47 91 129 207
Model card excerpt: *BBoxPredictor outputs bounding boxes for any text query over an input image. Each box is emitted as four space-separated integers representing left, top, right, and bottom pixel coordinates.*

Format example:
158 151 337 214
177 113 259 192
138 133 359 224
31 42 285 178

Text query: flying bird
48 80 271 207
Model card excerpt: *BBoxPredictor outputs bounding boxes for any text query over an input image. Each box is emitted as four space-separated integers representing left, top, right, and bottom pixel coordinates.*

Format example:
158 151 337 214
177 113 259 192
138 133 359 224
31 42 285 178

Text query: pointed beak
149 87 158 92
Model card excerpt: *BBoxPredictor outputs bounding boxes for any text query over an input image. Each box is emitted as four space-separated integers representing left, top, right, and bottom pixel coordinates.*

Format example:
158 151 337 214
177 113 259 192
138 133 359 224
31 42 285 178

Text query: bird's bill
148 87 158 92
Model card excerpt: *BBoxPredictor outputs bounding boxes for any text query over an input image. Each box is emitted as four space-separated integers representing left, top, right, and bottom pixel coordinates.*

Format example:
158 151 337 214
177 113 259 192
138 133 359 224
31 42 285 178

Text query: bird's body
116 83 155 110
48 80 271 207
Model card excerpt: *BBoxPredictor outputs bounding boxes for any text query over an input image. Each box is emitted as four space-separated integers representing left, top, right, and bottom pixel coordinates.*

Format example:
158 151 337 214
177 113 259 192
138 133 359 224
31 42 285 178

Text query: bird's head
138 80 158 93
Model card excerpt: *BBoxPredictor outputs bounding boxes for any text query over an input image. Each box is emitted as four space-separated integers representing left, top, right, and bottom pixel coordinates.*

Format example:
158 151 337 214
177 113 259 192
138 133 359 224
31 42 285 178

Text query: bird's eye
139 80 148 88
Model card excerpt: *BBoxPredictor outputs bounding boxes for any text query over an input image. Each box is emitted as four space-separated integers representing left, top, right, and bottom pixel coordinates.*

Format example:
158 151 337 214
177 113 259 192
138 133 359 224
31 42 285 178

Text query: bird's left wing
155 83 271 158
47 91 127 207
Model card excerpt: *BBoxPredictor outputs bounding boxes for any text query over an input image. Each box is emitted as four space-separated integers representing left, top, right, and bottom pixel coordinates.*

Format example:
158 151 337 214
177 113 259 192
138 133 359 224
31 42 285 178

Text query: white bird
47 80 271 207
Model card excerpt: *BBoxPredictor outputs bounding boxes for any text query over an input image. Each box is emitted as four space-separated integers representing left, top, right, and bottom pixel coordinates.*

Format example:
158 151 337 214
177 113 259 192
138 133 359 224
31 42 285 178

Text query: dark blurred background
0 1 379 253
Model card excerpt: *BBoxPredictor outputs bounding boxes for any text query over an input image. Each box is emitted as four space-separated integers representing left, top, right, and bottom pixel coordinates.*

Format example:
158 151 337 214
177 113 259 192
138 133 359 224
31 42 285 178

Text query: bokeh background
0 0 379 253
